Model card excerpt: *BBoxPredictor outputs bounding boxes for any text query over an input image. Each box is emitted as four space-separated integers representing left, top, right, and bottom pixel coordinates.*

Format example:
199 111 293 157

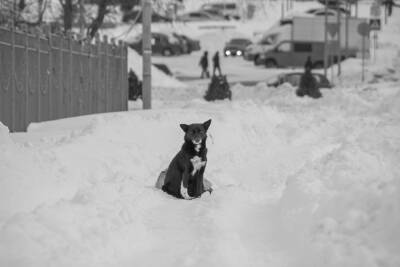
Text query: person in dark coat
384 0 394 16
199 51 210 78
128 69 142 100
304 56 313 71
296 57 322 99
212 51 222 76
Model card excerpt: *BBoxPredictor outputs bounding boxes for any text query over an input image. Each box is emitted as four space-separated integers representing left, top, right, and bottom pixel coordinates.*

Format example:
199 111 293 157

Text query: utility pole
345 1 349 59
79 0 85 38
142 0 152 109
337 6 341 76
324 0 328 77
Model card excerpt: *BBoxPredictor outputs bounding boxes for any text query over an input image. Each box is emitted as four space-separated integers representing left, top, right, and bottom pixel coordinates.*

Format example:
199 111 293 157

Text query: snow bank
0 122 12 146
1 80 400 267
127 48 188 89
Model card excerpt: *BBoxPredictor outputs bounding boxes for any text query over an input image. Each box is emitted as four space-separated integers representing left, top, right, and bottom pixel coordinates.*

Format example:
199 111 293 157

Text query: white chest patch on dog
194 144 201 152
190 156 206 176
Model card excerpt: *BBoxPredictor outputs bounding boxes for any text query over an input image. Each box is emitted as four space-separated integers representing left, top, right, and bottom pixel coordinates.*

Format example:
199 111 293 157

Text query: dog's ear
203 119 212 131
180 124 189 132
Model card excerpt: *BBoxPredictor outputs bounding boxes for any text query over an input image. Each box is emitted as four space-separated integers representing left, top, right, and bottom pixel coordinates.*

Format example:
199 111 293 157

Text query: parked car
224 38 252 56
267 72 332 89
305 7 350 16
243 33 280 62
122 10 172 23
173 33 201 54
200 2 240 20
128 32 182 56
279 8 345 25
201 9 227 20
257 40 342 68
176 11 225 22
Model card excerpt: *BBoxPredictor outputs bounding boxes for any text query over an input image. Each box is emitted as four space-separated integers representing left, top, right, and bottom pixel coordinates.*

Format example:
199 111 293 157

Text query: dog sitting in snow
156 120 212 199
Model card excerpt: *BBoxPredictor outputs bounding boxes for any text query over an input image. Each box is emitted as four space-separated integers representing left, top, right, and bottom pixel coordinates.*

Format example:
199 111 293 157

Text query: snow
1 1 400 267
127 48 188 89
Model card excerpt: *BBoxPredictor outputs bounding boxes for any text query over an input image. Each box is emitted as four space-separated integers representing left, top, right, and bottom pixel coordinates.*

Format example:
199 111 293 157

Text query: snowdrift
1 81 400 267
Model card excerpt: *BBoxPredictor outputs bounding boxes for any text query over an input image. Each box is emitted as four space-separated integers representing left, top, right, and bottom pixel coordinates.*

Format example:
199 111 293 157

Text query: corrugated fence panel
0 26 128 132
0 28 12 130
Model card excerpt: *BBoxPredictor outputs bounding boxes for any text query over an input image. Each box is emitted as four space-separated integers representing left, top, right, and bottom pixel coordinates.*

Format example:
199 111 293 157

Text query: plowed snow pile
1 82 399 267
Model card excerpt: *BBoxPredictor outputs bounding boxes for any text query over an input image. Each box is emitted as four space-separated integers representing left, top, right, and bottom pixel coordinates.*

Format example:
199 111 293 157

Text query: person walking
212 51 222 76
383 0 399 16
199 51 210 79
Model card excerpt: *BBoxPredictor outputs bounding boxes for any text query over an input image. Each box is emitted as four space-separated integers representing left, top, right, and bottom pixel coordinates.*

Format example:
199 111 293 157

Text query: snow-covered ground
1 2 400 267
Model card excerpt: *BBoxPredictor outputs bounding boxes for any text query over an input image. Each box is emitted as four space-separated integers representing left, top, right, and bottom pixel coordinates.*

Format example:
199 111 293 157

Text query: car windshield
230 39 249 44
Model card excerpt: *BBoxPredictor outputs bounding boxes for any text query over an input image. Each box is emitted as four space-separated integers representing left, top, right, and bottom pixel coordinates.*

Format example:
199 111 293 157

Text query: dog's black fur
162 120 211 199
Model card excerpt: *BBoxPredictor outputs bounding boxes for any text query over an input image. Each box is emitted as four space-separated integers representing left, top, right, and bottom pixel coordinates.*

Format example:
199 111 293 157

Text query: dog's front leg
180 168 194 200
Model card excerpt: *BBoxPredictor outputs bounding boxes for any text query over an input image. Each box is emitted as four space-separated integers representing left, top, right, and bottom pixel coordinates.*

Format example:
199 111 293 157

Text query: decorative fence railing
0 25 128 132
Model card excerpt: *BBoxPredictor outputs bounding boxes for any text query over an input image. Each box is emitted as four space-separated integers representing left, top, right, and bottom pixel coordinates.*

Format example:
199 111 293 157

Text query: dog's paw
180 183 194 200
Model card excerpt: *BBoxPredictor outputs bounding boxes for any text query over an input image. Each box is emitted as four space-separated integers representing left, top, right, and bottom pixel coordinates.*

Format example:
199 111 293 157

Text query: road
152 51 299 87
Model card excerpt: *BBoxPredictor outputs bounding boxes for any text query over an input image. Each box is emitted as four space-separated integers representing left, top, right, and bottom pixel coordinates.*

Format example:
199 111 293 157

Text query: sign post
357 22 370 82
142 0 152 109
327 23 338 83
370 1 381 61
323 0 328 77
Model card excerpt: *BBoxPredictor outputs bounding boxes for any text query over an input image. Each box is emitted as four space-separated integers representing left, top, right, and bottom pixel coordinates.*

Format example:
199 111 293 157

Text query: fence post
118 40 124 111
36 28 41 122
68 31 73 117
79 37 84 115
10 18 15 131
23 25 29 130
87 38 92 115
59 33 64 118
95 33 100 113
103 35 109 112
47 26 53 120
111 37 116 111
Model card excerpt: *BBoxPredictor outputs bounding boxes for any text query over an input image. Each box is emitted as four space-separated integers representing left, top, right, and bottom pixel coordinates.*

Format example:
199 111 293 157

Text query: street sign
370 19 381 30
357 22 370 36
327 23 339 38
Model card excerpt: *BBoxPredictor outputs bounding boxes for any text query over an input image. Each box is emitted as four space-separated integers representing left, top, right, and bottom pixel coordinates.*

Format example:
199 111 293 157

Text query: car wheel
264 59 277 68
253 55 259 65
313 61 324 69
162 48 173 56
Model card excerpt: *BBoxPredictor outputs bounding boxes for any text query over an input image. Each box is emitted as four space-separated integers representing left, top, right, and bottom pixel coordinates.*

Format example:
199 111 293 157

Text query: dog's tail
155 170 167 189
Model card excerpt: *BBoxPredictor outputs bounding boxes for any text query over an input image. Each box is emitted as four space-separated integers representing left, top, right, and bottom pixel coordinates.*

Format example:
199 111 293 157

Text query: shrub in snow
204 75 232 101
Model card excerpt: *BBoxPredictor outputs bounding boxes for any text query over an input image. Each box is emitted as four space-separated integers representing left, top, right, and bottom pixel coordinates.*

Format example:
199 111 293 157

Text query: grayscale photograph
0 0 399 266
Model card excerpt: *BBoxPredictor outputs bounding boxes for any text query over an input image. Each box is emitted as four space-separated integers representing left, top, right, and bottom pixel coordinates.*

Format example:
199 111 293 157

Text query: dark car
122 10 172 23
267 72 332 89
223 38 252 57
128 33 182 56
173 33 201 54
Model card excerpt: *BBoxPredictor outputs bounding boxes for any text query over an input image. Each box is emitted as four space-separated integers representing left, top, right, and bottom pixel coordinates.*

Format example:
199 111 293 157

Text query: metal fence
0 25 128 132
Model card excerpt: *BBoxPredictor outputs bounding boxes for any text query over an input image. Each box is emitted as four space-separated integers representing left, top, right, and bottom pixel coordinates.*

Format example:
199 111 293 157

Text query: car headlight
237 50 242 56
225 50 231 56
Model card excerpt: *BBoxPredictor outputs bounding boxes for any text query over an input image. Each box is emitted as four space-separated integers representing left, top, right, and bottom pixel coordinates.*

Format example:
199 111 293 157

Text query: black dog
161 120 212 199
